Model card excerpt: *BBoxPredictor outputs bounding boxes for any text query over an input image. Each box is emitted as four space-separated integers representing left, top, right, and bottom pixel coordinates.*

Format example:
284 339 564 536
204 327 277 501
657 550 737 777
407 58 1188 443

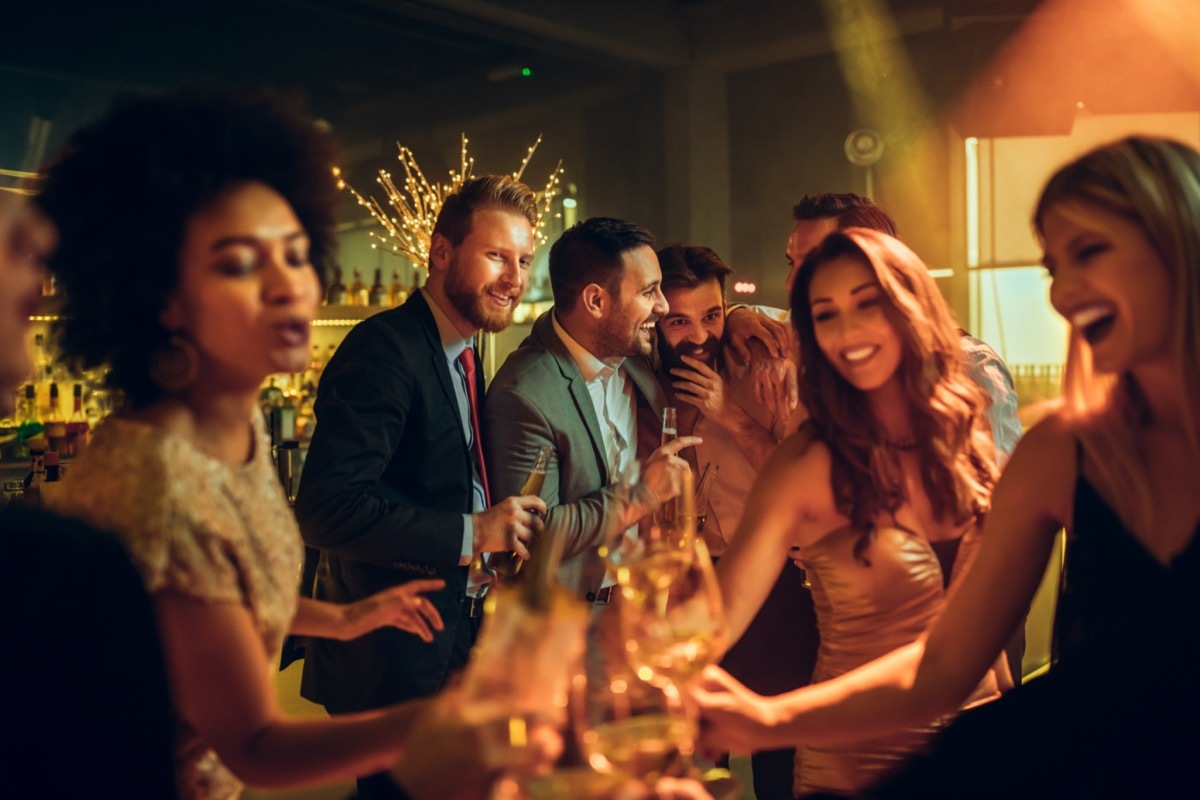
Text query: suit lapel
409 292 470 434
531 312 610 483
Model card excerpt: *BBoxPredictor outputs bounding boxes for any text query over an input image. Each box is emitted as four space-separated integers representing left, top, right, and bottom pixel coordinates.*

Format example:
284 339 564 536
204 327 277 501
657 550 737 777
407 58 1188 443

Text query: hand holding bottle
639 436 702 510
473 494 547 558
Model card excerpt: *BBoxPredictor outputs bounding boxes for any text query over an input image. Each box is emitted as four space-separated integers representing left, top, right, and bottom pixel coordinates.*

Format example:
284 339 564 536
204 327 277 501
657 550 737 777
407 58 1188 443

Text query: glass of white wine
572 658 695 782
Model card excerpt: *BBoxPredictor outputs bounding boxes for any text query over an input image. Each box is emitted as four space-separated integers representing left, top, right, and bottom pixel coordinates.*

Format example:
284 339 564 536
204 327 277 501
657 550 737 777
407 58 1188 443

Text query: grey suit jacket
483 310 667 596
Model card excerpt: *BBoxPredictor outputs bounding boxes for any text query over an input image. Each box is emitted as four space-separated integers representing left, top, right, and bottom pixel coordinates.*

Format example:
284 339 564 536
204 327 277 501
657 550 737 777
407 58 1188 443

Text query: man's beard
596 301 653 359
444 263 517 333
658 331 721 375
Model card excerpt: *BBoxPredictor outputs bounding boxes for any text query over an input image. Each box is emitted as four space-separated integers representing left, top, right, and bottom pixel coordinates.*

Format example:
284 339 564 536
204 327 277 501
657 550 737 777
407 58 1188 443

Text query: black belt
585 585 616 605
461 593 486 618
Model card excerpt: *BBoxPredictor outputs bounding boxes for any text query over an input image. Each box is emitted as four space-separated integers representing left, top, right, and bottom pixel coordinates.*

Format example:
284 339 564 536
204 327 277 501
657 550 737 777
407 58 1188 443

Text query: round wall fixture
844 129 884 166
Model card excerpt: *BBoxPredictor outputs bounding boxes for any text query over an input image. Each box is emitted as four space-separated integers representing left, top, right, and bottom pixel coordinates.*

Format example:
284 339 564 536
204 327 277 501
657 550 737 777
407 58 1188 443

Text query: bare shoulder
992 410 1078 530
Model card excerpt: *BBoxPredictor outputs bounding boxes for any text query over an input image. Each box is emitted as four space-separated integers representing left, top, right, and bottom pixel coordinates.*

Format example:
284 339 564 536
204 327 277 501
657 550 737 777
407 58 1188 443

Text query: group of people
1 84 1197 800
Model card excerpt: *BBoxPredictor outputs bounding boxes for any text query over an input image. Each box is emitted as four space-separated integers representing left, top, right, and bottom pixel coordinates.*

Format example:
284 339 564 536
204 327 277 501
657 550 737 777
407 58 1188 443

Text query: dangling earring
148 335 199 393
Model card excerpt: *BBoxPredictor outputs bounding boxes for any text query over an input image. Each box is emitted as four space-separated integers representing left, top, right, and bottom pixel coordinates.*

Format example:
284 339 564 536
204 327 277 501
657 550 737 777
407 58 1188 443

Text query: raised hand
671 355 742 426
641 436 703 507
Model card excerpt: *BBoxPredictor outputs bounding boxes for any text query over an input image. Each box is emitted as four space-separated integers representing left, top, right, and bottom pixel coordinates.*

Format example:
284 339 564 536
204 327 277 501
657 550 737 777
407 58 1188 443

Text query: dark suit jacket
483 310 666 597
295 291 478 712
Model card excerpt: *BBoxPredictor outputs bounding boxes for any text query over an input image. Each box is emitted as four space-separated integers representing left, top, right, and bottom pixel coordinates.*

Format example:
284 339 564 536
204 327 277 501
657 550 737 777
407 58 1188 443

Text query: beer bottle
489 444 554 583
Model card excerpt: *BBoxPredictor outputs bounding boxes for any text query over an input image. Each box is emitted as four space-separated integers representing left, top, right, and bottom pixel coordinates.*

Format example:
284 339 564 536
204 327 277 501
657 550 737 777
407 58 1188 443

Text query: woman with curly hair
696 136 1200 799
36 89 460 799
710 226 1004 796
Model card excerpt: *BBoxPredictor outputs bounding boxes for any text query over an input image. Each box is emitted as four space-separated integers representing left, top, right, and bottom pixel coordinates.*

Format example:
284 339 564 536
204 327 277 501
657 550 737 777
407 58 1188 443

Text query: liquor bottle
46 383 63 423
347 269 367 307
66 383 89 457
389 270 407 307
325 267 347 306
410 266 422 296
657 407 678 528
368 268 388 306
489 444 554 584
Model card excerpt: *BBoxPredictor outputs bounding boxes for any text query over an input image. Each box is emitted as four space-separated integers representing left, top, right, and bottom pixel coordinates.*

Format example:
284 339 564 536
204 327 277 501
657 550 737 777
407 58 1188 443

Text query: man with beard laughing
295 175 549 800
483 217 698 609
655 243 820 800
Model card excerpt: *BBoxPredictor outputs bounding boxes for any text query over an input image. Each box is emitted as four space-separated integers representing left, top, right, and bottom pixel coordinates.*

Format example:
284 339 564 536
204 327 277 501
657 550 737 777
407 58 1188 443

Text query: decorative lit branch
334 134 564 271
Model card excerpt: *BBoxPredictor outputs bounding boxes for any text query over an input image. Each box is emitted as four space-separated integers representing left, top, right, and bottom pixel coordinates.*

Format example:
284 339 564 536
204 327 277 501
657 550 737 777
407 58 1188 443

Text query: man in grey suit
482 217 698 604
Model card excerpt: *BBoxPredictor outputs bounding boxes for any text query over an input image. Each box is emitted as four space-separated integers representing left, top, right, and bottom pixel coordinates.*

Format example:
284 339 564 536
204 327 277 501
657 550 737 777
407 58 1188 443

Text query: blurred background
5 0 1200 401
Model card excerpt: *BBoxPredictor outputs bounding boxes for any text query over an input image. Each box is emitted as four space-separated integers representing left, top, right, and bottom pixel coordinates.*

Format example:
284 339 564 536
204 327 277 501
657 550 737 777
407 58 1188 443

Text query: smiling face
438 208 535 334
786 217 838 295
808 253 903 394
163 181 321 393
658 277 725 373
595 244 668 359
0 195 55 416
1041 202 1173 376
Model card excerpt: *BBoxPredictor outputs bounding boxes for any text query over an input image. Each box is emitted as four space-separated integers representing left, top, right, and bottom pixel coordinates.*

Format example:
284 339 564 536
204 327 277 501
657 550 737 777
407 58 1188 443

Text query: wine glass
612 470 728 776
572 653 695 781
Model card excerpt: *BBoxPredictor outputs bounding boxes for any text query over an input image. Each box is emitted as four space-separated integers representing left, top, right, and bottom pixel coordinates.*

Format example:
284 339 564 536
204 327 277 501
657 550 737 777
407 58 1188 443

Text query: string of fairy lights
333 134 564 270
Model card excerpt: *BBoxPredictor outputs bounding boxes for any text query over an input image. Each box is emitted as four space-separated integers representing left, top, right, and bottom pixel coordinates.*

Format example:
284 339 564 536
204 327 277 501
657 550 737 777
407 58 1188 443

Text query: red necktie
458 348 491 506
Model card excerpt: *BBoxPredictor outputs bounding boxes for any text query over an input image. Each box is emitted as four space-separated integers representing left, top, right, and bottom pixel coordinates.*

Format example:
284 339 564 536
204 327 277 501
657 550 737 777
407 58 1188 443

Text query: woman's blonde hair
1034 136 1200 531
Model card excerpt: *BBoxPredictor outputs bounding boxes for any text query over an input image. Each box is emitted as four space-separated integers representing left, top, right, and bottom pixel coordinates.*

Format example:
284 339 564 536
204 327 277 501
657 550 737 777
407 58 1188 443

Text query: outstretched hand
347 579 447 642
689 665 778 756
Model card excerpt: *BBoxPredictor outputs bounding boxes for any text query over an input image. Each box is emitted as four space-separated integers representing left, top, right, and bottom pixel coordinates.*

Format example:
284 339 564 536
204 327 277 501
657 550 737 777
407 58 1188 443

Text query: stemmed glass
604 469 729 779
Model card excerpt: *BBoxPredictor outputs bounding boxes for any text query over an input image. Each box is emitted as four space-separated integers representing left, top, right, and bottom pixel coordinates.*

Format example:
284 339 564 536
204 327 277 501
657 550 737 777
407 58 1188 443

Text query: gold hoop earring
148 335 199 393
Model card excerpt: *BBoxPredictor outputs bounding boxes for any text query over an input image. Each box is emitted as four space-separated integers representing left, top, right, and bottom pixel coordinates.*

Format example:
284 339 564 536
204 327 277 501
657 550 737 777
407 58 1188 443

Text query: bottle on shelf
410 266 423 297
489 444 555 584
389 270 408 307
368 268 388 307
66 383 89 457
46 383 63 424
347 269 367 307
326 267 347 306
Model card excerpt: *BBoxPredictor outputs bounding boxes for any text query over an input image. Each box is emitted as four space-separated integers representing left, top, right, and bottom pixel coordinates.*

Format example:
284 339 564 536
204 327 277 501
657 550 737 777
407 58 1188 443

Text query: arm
723 305 791 363
961 337 1022 467
715 431 817 649
670 354 778 471
696 414 1075 752
155 591 428 787
483 384 690 560
288 580 446 643
294 322 462 570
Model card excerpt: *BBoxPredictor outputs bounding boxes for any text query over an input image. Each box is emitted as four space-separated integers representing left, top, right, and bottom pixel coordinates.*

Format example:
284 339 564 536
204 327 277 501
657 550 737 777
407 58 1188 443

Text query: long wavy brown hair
790 228 999 563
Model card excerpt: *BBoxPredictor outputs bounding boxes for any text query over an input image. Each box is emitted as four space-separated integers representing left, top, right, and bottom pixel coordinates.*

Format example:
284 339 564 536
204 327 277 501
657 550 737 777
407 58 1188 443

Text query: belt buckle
587 586 614 605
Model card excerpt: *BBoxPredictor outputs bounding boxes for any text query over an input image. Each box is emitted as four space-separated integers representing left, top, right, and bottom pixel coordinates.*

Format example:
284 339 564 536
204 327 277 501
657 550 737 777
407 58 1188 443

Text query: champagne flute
612 471 729 777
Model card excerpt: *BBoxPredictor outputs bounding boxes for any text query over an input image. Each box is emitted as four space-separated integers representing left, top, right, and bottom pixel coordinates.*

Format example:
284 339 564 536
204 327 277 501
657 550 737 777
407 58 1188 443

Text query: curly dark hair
789 228 997 564
656 244 733 293
36 88 339 408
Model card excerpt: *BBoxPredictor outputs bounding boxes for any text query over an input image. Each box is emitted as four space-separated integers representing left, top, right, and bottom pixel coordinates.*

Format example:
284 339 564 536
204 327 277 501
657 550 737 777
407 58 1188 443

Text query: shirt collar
422 288 474 361
552 311 624 383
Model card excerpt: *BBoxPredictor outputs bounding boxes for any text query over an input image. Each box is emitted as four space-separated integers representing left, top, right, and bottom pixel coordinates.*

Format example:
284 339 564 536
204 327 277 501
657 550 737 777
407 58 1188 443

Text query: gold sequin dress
50 413 303 800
